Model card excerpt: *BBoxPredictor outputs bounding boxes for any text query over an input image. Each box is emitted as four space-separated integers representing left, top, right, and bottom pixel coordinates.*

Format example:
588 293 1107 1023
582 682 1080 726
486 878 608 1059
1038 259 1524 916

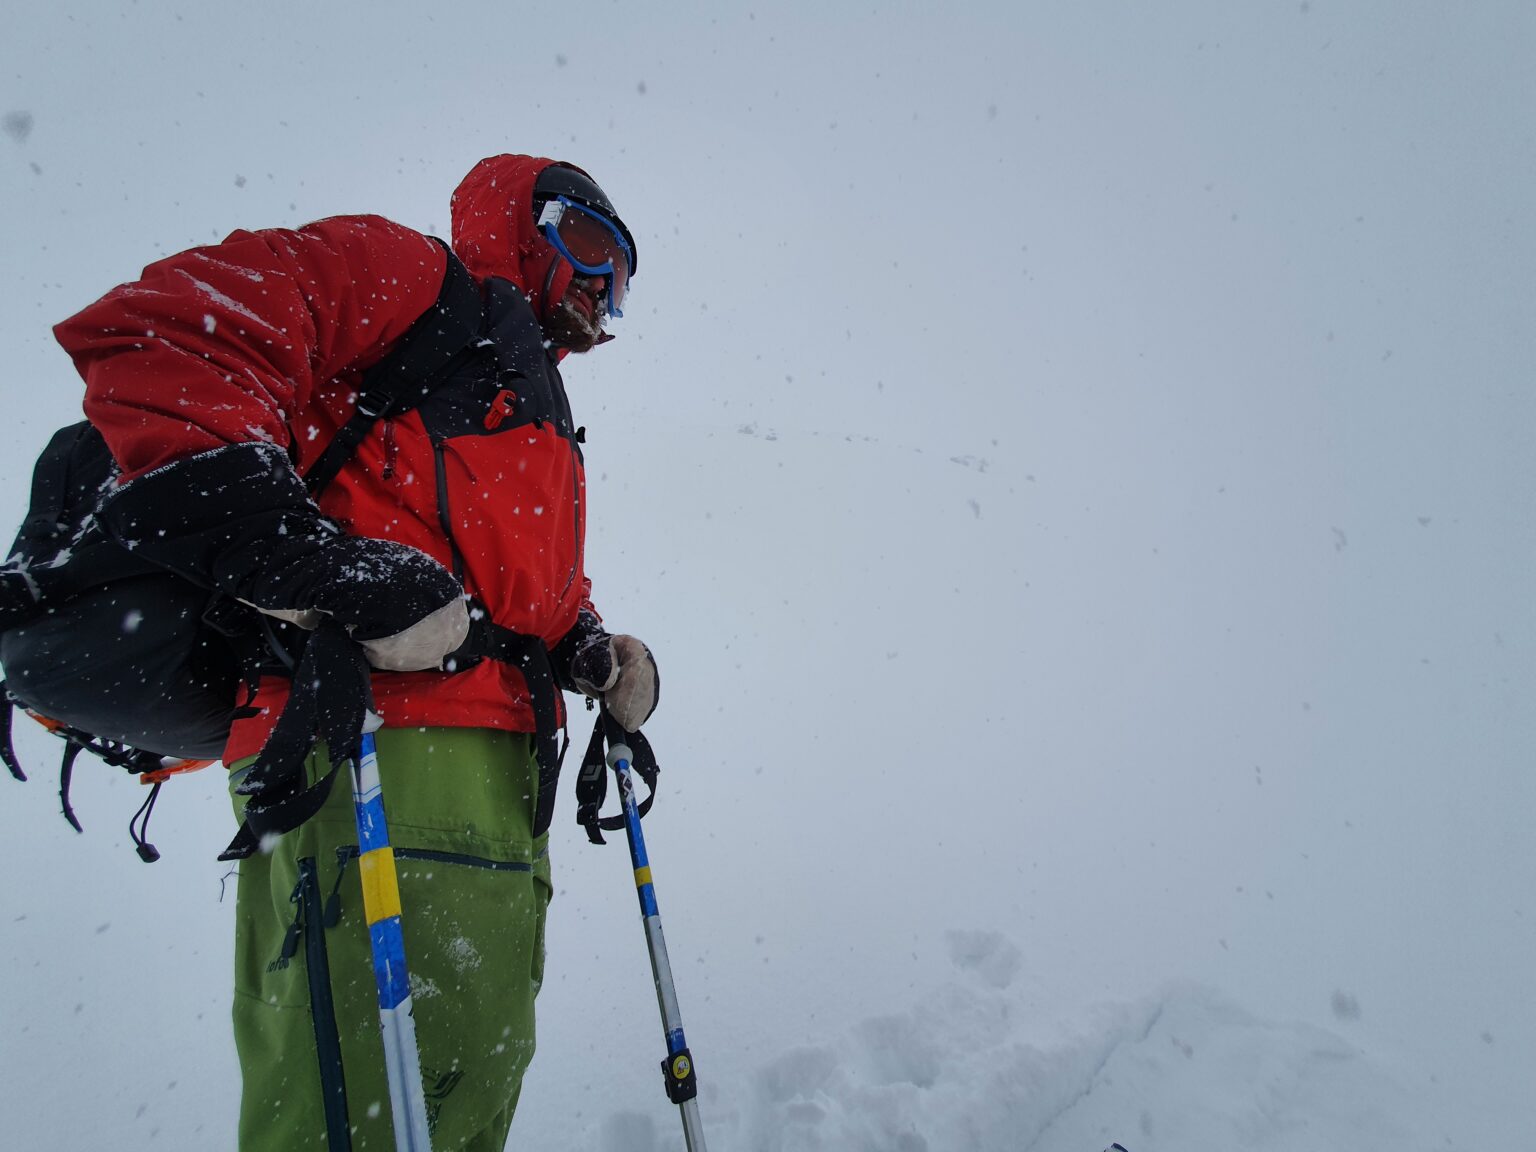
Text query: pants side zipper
297 856 353 1151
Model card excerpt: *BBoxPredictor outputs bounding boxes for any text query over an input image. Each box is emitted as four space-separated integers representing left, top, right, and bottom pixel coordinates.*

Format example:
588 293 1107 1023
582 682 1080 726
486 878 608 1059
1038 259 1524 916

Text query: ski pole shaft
352 729 433 1152
605 714 708 1152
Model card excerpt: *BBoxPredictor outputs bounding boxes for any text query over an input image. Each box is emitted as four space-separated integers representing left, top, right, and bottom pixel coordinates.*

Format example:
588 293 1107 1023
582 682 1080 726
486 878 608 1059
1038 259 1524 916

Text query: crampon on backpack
0 244 484 861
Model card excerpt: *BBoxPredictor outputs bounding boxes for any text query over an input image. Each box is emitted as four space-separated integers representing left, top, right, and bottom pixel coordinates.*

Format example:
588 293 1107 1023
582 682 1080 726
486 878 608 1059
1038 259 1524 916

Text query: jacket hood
450 154 589 322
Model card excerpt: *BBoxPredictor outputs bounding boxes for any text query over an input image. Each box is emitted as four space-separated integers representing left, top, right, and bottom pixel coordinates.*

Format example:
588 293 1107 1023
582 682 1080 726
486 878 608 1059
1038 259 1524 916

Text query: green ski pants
229 728 551 1150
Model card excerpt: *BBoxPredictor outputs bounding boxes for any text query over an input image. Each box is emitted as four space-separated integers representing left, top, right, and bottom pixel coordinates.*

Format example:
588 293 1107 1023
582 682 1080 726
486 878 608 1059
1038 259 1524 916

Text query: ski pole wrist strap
575 713 659 844
219 622 371 861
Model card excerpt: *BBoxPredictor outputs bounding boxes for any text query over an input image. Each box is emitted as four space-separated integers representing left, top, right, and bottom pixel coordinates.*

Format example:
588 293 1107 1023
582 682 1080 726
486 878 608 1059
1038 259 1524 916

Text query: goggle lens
538 196 632 316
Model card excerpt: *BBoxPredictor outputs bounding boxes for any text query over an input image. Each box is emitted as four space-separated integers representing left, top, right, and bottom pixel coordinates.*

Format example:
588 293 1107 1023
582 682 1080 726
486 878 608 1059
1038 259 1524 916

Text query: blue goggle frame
537 195 633 318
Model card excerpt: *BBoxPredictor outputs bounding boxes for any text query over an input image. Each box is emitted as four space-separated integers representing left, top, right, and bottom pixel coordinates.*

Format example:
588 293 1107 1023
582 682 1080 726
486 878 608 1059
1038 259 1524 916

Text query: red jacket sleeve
54 214 447 479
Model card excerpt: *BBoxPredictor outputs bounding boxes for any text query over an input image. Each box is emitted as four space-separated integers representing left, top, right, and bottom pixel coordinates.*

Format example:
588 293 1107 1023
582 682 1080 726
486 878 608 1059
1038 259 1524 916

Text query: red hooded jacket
53 155 603 762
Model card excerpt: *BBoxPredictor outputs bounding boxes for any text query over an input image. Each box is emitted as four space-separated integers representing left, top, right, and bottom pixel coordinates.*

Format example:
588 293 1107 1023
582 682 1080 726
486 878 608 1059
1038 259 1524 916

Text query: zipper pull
270 875 306 972
381 418 398 479
484 388 518 431
323 848 352 927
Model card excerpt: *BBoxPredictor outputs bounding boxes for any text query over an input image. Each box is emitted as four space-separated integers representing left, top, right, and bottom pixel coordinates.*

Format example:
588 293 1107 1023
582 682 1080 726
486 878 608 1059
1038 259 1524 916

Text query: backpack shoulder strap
304 240 482 497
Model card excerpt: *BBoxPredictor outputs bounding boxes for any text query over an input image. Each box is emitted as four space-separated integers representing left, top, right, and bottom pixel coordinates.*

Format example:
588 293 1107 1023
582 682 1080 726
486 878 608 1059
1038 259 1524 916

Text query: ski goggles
537 195 632 317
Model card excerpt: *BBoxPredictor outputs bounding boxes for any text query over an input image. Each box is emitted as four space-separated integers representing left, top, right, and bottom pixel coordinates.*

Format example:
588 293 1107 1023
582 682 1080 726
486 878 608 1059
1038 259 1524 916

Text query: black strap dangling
129 780 164 863
575 712 660 845
0 685 26 782
58 742 84 833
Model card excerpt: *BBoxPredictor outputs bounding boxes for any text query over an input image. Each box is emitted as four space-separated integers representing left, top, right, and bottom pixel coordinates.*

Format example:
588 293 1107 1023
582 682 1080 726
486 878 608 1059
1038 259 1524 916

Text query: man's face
544 273 608 354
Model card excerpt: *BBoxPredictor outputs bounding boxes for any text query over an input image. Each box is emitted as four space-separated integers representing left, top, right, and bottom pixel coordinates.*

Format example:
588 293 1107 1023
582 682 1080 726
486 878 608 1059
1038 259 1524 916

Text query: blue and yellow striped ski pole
352 728 433 1152
603 711 708 1152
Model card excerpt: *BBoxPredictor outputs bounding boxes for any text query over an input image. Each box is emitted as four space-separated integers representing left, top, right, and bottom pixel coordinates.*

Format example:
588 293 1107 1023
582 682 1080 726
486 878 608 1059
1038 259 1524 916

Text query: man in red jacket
54 155 658 1149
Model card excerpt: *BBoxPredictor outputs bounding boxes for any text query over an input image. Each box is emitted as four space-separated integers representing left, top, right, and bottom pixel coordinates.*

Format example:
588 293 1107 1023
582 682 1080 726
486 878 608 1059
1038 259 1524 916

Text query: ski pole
603 711 708 1151
352 727 433 1151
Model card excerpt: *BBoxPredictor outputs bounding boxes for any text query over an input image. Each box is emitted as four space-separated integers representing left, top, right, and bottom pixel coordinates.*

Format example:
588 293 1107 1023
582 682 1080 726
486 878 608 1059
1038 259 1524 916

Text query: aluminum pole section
606 725 708 1152
352 729 434 1151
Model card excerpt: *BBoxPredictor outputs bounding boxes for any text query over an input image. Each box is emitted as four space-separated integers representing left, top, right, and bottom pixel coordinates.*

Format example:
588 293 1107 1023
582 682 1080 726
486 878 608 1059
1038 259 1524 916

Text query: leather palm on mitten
559 612 659 733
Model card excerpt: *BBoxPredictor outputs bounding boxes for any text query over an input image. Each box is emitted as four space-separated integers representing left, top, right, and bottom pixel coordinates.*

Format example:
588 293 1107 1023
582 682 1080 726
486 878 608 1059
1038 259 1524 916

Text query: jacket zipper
559 440 583 602
431 439 466 582
291 857 352 1151
381 419 397 479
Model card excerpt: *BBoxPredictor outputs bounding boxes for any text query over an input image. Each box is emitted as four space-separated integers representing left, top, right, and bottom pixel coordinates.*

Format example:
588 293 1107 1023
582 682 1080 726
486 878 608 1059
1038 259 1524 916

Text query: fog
2 3 1532 1148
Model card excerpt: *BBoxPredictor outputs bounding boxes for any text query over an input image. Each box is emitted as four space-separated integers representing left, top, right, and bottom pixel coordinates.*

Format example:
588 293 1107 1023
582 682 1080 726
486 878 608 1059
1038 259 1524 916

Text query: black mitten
569 632 659 733
99 443 466 670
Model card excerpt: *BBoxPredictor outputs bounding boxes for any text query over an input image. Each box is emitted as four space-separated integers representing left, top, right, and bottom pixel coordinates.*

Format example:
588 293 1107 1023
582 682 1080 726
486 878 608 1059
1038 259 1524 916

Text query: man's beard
545 287 606 353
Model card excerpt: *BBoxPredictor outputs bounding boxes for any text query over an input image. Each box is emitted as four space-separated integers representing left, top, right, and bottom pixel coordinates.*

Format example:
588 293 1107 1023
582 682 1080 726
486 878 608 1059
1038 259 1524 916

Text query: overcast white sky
2 3 1533 1148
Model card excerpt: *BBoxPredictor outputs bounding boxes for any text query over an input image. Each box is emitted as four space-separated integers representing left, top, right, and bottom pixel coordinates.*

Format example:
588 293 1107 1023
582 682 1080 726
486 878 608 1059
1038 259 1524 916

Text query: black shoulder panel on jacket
414 277 581 451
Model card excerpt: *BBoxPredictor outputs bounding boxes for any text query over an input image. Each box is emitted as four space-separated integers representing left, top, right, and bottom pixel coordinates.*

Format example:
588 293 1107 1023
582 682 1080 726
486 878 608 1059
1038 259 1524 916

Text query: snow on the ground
567 930 1427 1152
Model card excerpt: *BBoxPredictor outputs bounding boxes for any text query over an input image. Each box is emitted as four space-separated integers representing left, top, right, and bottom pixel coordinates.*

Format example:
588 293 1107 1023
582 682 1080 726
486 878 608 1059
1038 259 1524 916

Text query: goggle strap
537 200 565 230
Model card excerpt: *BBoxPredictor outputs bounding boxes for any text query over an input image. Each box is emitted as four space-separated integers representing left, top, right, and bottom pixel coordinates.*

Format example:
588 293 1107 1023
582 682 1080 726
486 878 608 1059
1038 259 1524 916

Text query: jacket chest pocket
431 427 585 618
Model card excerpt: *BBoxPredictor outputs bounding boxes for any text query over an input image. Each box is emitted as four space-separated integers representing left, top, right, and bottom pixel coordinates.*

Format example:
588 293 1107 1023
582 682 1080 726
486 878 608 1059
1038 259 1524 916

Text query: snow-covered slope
701 943 1426 1152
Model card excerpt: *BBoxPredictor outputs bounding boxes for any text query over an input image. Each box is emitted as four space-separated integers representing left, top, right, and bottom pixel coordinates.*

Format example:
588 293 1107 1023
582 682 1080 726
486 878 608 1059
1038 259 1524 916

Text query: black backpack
1 245 483 856
0 421 258 759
